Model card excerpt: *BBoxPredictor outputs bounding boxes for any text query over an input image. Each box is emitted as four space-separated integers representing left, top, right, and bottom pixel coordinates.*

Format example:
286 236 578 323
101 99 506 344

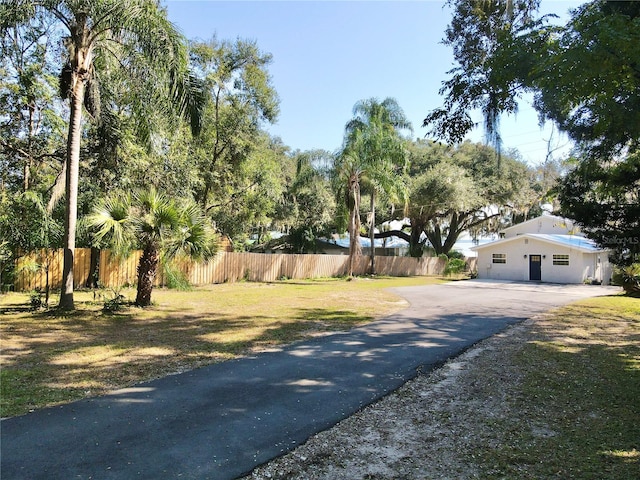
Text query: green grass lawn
478 295 640 479
0 276 443 417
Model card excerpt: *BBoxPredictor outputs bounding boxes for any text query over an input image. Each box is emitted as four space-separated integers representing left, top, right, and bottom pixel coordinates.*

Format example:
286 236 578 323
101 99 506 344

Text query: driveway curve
0 280 619 480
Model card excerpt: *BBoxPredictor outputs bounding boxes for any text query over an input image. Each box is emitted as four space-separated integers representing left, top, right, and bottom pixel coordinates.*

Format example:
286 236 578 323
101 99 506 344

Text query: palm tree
88 188 218 307
1 0 202 309
343 98 411 274
334 146 364 277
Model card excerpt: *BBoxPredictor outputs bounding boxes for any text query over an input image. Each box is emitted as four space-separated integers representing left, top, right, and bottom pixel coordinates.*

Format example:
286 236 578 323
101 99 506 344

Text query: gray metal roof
471 234 607 253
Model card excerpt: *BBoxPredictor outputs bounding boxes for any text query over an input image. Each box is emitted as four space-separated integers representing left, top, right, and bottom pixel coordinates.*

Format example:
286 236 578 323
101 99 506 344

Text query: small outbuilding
471 214 612 284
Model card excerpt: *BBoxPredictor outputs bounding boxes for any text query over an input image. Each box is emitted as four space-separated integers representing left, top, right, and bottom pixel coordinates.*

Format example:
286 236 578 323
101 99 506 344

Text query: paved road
0 281 618 480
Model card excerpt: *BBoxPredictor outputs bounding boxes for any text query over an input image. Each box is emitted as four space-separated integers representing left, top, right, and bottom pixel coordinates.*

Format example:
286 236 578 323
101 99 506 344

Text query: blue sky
164 0 584 164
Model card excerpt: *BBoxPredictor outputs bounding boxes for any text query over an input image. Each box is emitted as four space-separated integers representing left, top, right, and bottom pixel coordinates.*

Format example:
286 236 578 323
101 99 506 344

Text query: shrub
28 290 44 311
447 250 465 260
162 261 192 291
443 258 467 277
103 289 126 312
612 263 640 294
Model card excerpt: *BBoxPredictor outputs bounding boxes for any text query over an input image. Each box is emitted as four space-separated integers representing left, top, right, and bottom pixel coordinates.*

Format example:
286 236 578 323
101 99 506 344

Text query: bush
0 241 14 293
443 258 467 277
162 261 191 290
612 263 640 294
103 289 126 312
28 290 44 311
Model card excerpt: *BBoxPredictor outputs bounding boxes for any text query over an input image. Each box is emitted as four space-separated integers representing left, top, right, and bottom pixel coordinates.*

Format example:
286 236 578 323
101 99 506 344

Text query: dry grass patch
478 295 640 479
0 276 444 417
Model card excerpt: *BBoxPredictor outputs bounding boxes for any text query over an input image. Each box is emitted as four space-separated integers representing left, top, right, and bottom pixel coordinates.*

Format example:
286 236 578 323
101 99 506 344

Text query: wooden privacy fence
14 249 450 292
13 249 93 293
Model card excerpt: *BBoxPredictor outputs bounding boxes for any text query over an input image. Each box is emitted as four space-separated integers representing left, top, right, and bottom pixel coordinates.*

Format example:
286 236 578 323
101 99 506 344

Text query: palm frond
161 200 218 262
86 193 134 253
83 0 197 146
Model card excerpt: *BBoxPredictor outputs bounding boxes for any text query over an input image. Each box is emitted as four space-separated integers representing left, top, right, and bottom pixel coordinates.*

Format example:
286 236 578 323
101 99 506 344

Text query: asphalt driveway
0 280 619 480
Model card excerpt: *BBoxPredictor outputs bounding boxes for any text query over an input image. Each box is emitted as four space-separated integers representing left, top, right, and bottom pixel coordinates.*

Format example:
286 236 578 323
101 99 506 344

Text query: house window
553 254 570 266
492 253 506 264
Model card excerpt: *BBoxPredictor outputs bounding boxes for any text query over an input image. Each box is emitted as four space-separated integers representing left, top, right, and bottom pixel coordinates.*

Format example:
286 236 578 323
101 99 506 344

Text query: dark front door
529 254 542 281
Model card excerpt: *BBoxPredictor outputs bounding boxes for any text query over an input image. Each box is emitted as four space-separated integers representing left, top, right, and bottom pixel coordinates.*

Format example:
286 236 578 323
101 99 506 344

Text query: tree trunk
369 191 376 275
427 214 464 256
85 247 100 288
347 174 361 277
24 103 35 192
426 224 445 256
59 19 93 310
441 213 461 255
136 244 159 307
409 222 424 258
58 78 86 309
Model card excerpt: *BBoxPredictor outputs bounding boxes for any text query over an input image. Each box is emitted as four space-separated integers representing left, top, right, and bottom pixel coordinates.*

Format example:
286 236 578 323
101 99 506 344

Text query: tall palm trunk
59 77 86 309
347 174 361 277
369 190 376 275
136 244 160 307
58 18 93 310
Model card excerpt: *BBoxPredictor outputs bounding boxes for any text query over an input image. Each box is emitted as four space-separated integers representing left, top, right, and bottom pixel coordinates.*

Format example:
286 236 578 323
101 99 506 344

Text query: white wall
578 252 613 285
476 237 610 284
502 216 579 238
477 239 530 281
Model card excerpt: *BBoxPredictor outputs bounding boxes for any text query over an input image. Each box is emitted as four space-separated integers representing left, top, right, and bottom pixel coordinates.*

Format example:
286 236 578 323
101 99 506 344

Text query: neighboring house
315 236 349 255
316 234 408 256
318 231 492 257
471 214 612 284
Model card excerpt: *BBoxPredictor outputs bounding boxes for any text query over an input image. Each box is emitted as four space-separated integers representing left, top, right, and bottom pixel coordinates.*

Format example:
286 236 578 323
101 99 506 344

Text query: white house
471 214 612 284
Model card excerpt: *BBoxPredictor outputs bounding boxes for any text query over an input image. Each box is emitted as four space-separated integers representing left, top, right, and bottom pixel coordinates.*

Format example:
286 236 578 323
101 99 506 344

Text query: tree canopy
382 140 532 257
0 4 291 297
188 36 279 211
1 0 203 308
426 0 640 263
2 1 599 296
274 149 336 253
339 97 410 274
88 187 217 306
